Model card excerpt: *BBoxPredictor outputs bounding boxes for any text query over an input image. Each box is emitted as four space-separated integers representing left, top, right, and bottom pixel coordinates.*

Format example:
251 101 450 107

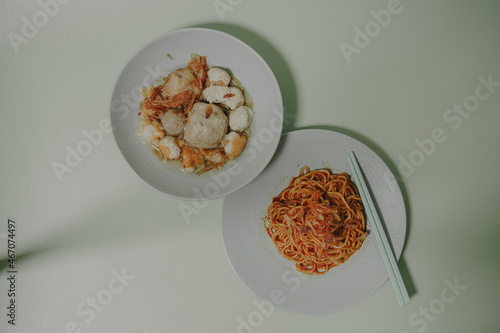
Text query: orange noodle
264 167 368 275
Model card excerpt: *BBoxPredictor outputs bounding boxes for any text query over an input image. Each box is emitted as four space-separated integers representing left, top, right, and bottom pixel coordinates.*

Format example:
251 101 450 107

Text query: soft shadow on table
0 24 299 274
0 248 48 274
188 22 298 133
181 23 417 297
298 124 417 298
0 189 198 272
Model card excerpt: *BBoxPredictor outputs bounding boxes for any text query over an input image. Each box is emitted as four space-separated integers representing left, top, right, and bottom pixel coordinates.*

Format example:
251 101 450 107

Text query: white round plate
222 129 407 315
110 28 283 200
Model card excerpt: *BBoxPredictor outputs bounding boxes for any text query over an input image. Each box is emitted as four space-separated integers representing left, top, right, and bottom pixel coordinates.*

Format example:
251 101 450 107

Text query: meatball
161 67 201 99
184 102 228 149
161 110 185 136
207 67 231 86
158 136 181 160
222 131 246 158
137 121 164 147
202 86 244 110
229 106 252 132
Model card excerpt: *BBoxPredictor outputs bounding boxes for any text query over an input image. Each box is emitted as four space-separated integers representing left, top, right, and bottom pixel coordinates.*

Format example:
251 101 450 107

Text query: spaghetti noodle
265 167 368 275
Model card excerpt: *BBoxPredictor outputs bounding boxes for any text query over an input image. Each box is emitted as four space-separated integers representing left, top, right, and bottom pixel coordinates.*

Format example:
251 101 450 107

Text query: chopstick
348 151 410 308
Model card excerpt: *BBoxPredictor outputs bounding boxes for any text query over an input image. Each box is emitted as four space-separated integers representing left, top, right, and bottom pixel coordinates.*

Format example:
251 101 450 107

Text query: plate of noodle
110 28 283 200
222 129 406 315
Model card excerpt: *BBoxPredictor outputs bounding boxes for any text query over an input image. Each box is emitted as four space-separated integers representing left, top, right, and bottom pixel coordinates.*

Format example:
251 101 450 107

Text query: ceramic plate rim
109 28 283 200
221 128 407 315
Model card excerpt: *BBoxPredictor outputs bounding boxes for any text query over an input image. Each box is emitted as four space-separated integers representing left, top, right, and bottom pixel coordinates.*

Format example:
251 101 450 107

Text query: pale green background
1 0 500 332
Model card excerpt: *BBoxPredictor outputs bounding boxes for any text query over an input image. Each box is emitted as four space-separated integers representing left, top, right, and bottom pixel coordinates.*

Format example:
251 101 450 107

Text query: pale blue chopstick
348 151 410 308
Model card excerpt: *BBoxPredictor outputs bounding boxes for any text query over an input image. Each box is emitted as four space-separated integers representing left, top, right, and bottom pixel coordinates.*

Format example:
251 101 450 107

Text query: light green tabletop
1 0 499 332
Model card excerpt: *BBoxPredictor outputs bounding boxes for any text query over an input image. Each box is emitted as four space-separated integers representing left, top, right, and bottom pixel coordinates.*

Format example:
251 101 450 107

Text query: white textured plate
110 28 283 200
222 129 406 315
